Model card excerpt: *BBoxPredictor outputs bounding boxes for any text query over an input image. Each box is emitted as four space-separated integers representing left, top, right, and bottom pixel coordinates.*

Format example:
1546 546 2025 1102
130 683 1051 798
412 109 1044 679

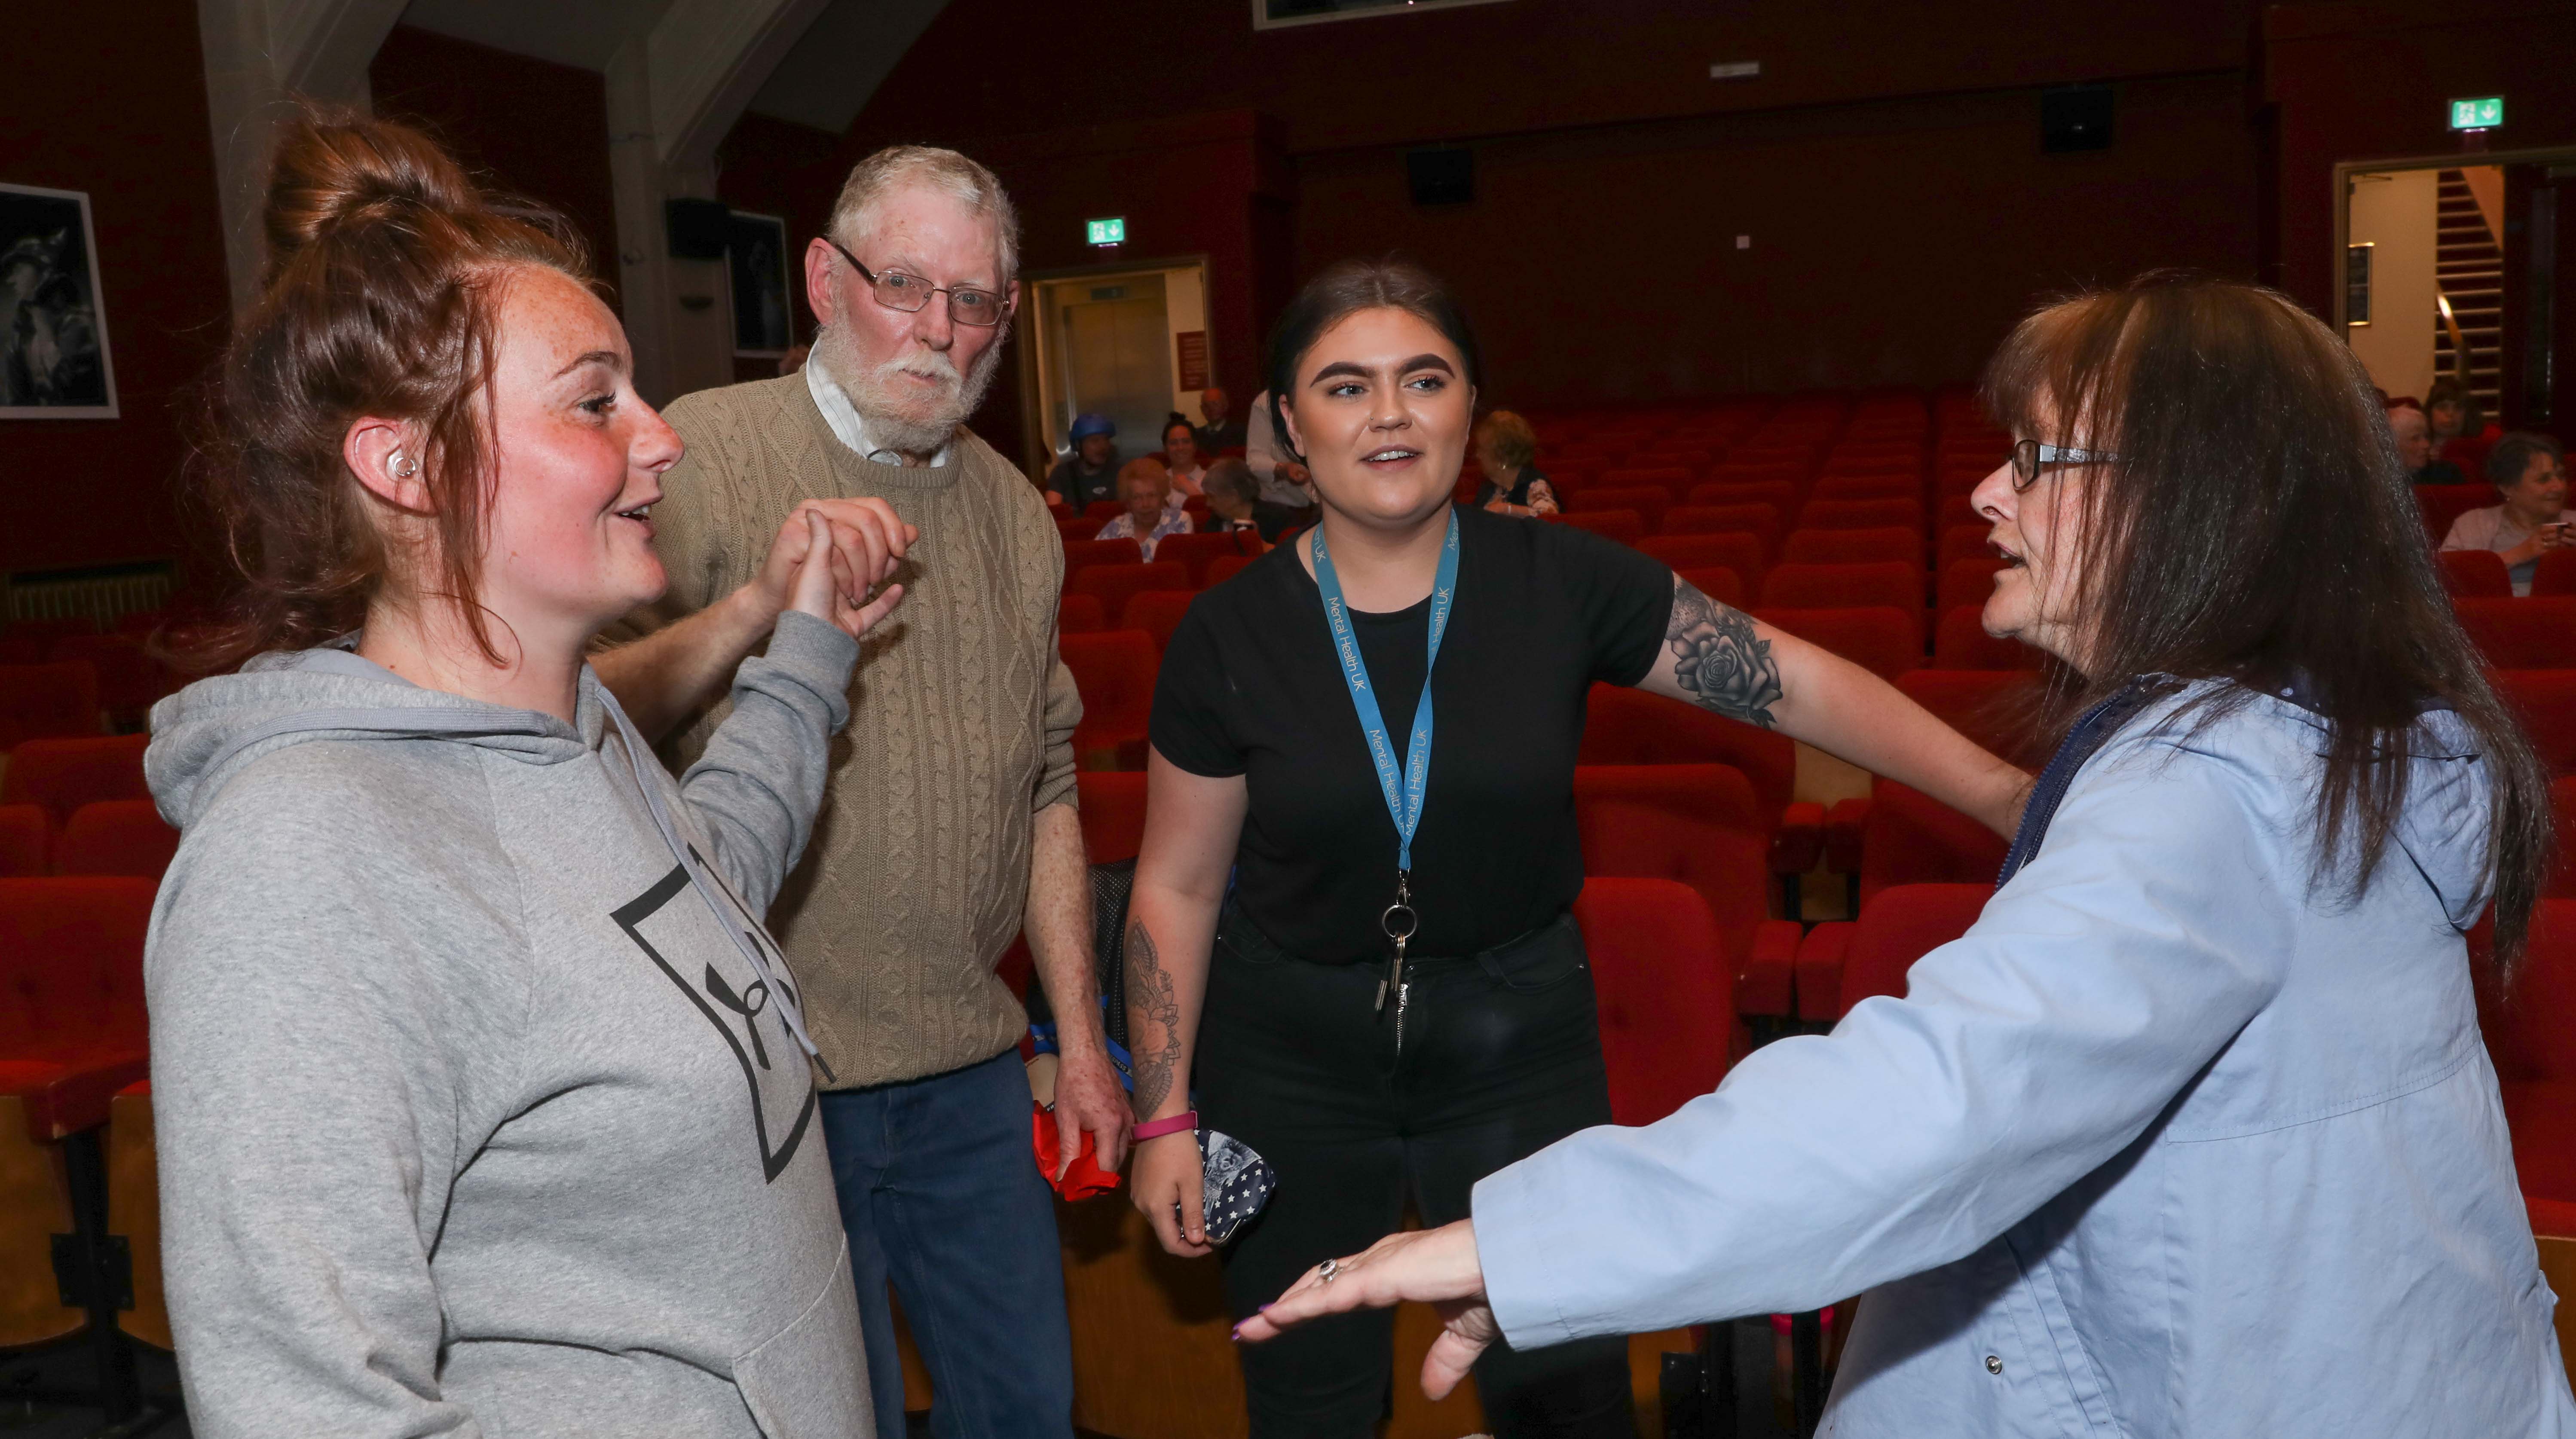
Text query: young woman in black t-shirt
1126 260 2027 1438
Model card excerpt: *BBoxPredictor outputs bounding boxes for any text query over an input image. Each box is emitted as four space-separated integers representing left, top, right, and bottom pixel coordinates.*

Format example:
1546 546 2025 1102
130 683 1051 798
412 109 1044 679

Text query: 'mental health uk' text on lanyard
1311 510 1459 1027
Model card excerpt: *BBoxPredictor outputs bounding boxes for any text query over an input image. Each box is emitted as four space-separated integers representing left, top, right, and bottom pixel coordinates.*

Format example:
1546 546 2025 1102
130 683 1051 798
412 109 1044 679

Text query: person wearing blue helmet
1048 412 1121 510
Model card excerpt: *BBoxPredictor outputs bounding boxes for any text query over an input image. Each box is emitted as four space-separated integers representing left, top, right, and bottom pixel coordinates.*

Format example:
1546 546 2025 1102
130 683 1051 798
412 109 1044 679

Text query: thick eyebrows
1306 354 1456 385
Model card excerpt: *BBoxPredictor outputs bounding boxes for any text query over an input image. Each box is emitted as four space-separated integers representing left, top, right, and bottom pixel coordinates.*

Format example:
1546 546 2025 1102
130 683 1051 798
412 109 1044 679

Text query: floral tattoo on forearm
1667 579 1784 727
1125 918 1183 1121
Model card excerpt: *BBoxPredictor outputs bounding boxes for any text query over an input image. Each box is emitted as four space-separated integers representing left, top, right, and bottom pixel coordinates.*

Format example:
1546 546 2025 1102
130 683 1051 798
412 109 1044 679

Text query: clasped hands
1233 1218 1500 1401
757 497 916 641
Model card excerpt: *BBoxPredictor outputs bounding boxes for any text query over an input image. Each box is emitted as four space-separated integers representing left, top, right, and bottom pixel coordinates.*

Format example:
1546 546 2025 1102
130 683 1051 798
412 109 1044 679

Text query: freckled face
476 266 681 639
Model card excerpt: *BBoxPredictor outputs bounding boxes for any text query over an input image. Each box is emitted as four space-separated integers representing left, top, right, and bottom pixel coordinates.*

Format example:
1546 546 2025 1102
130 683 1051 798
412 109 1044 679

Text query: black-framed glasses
2010 439 2123 491
826 238 1008 327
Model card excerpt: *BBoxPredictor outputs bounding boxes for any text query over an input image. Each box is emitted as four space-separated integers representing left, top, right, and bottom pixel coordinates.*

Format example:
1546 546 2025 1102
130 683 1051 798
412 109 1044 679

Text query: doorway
1022 259 1212 480
2337 149 2576 434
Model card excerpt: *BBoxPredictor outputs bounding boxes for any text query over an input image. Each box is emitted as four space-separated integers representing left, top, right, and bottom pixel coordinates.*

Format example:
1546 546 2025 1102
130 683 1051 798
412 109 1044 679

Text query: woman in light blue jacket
1238 274 2576 1436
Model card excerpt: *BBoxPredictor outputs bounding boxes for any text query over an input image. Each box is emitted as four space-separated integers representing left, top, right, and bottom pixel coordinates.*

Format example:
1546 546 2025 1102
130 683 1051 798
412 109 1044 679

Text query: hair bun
260 110 480 285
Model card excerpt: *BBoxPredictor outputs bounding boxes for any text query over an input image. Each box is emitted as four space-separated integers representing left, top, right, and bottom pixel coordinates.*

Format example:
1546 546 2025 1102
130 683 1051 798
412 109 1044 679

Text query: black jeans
1197 906 1634 1439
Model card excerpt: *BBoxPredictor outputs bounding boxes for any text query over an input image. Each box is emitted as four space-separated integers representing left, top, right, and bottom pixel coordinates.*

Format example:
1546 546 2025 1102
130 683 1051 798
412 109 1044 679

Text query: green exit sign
2450 96 2503 131
1086 216 1126 246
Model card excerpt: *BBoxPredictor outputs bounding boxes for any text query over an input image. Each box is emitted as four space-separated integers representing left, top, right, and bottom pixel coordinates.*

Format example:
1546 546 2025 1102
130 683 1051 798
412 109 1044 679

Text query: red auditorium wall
2263 1 2576 318
716 113 847 385
1 0 230 575
818 0 2267 419
370 27 621 314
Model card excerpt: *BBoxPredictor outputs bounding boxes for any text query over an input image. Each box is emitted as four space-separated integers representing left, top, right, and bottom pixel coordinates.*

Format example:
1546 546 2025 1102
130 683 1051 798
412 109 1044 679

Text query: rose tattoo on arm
1667 578 1784 727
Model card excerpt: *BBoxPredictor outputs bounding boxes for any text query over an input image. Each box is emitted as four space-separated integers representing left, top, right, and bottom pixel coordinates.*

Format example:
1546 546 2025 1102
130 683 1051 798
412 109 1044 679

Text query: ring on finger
1319 1258 1340 1284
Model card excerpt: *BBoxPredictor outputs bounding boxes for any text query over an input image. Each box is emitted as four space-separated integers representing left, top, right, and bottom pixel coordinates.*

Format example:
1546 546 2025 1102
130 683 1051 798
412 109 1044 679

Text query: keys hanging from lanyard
1311 512 1459 1011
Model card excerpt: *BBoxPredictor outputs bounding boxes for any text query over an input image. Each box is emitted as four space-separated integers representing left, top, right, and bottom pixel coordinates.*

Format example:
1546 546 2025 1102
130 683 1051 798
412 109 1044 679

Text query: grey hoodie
143 612 872 1439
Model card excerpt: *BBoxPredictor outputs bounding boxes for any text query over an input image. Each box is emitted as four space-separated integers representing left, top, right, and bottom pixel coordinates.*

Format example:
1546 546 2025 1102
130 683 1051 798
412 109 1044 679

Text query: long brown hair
1982 272 2550 967
189 108 587 672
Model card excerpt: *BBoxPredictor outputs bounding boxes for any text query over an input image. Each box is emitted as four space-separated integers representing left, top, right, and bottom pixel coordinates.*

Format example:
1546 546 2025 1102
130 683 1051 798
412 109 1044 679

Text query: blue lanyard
1310 510 1460 874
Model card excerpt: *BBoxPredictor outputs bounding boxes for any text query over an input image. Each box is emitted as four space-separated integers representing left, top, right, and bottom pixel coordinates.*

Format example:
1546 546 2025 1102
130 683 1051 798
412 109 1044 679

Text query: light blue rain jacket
1475 681 2576 1436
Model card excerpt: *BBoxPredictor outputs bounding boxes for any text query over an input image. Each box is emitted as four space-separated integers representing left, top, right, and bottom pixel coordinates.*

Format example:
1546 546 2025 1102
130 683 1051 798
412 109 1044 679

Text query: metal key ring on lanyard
1381 872 1420 946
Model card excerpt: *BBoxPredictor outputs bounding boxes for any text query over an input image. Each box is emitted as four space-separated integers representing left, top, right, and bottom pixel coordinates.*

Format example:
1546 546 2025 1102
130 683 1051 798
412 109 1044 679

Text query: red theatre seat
1576 766 1803 1022
1154 531 1264 588
1808 474 1920 504
1934 606 2044 670
1822 670 2041 883
1753 607 1921 682
2458 599 2576 669
1793 882 1991 1021
1572 877 1741 1124
1760 564 1924 637
1059 593 1106 635
2416 484 2497 547
1598 467 1697 500
1061 538 1144 577
1579 684 1820 875
2552 776 2576 899
0 663 101 752
1662 505 1784 556
1686 480 1799 518
2476 900 2576 1203
54 803 178 880
2496 670 2576 776
1798 498 1923 533
1556 510 1646 545
1060 632 1159 770
1673 567 1746 609
2438 550 2515 598
1123 589 1196 654
2534 549 2576 598
1569 486 1673 533
0 876 155 1068
1204 553 1261 588
0 806 46 878
1074 770 1148 864
0 735 150 831
1083 499 1125 521
47 635 169 723
1937 524 1994 572
1779 527 1921 570
1642 532 1768 592
1068 562 1189 627
1938 557 2010 612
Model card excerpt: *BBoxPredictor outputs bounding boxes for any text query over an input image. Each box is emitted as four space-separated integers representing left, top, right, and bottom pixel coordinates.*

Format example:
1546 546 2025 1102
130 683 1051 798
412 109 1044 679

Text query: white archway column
195 0 409 315
607 0 830 405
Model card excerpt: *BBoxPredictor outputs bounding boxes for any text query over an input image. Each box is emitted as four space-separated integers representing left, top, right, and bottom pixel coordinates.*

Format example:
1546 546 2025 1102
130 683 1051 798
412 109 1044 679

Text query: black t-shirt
1150 505 1674 963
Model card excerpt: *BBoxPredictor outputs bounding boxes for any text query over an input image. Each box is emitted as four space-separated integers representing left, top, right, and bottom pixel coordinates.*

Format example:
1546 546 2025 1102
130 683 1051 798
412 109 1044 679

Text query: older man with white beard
597 145 1123 1439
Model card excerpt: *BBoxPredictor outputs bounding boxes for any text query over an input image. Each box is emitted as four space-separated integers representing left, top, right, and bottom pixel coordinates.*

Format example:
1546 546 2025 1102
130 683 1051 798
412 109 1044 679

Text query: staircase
2434 169 2503 413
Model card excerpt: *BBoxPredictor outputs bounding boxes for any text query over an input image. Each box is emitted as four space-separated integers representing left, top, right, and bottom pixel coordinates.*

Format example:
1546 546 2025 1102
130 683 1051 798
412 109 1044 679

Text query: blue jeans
819 1048 1074 1439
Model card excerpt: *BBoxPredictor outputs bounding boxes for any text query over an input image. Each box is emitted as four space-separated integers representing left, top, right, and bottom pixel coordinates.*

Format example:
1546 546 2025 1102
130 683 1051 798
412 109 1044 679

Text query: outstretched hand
1233 1219 1497 1400
784 509 905 640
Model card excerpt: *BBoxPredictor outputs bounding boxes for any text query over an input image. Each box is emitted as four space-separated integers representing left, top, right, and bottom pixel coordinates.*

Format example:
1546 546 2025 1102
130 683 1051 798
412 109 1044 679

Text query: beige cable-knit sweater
612 374 1080 1088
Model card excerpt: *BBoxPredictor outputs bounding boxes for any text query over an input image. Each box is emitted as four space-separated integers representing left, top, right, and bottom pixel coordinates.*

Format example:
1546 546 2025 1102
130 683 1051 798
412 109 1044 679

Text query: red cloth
1031 1103 1122 1201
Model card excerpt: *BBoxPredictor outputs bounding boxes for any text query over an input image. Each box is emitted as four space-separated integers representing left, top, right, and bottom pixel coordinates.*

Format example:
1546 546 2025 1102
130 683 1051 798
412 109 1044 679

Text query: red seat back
0 663 101 752
1205 553 1260 588
1059 593 1107 635
1154 531 1262 588
1895 669 2047 765
2457 598 2576 669
1641 532 1766 591
0 735 150 829
1933 605 2044 670
1858 781 2010 907
2551 776 2576 898
1808 473 1919 503
1759 564 1923 630
1778 527 1921 569
1798 498 1923 532
48 634 170 717
2438 549 2514 598
1686 480 1798 516
1937 523 1993 572
1059 631 1160 747
1555 510 1645 545
2417 485 2497 545
1938 556 2010 611
1661 504 1781 553
1579 684 1794 819
0 876 157 1058
1751 606 1920 681
2535 549 2576 597
1672 567 1745 608
55 801 179 880
2496 670 2576 776
1074 771 1148 863
1572 877 1736 1126
1569 486 1673 532
1069 562 1190 626
1084 498 1125 520
0 805 46 877
2476 900 2576 1083
1061 538 1144 576
1836 883 1992 1016
1123 589 1196 653
1576 765 1772 952
1597 468 1695 501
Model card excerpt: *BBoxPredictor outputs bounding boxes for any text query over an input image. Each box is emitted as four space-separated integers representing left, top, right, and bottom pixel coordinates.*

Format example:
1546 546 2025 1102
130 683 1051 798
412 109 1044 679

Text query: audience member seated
1470 409 1561 517
1095 458 1189 560
1160 415 1208 499
1193 385 1247 455
1047 412 1121 510
1198 457 1299 544
2391 402 2464 485
1242 387 1317 510
2427 377 2496 463
2441 432 2569 596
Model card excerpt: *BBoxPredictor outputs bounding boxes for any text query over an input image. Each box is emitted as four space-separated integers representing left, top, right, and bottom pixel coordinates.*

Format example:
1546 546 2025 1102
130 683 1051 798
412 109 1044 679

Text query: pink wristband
1132 1110 1199 1141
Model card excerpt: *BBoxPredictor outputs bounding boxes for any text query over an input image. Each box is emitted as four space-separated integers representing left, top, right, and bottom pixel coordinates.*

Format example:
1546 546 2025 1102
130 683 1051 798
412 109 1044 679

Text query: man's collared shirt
806 354 953 468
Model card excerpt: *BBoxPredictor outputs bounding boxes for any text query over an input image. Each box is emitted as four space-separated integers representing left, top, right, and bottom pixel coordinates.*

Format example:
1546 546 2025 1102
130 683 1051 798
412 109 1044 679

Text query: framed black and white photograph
726 209 793 358
1 182 117 419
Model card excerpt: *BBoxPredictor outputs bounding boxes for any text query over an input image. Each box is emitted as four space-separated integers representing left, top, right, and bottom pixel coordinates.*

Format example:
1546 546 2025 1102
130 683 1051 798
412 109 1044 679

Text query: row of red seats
2441 548 2576 600
0 802 176 879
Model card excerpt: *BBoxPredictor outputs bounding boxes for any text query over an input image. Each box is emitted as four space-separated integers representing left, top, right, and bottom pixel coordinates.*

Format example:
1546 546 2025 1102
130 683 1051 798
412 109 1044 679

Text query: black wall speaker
2041 85 2114 153
1407 148 1474 206
665 198 731 260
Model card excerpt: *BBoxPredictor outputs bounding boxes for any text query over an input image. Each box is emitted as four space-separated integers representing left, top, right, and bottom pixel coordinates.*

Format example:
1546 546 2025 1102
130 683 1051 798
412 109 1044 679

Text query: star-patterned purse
1198 1127 1275 1245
